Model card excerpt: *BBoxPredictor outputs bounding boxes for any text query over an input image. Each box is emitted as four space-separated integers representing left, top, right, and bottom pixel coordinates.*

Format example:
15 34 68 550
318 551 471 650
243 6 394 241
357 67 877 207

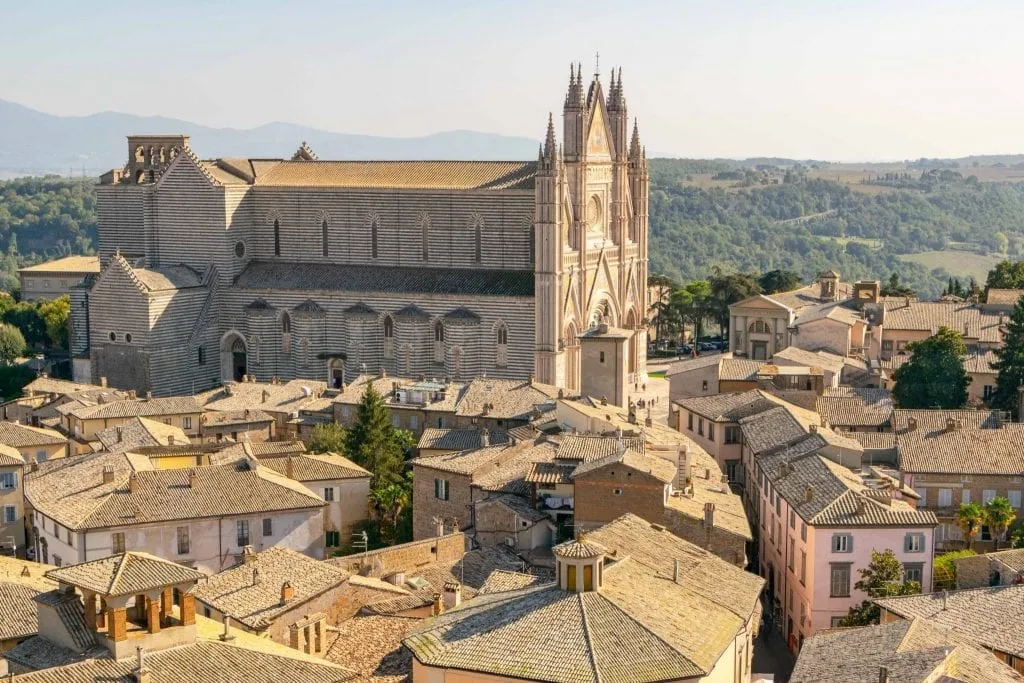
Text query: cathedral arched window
371 220 379 258
433 321 445 365
434 321 445 343
474 224 482 263
322 218 329 257
383 315 395 358
274 219 281 256
495 322 508 368
748 320 770 334
496 324 507 346
420 214 430 261
281 312 291 334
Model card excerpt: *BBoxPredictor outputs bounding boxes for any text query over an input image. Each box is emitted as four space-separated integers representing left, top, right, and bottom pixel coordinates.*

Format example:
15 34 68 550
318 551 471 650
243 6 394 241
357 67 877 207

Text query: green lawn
897 250 1004 282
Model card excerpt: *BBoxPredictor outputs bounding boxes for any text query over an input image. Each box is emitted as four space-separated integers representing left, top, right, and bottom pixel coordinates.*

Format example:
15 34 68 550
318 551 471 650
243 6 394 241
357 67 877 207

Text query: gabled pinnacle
543 113 557 160
565 63 584 110
629 118 641 158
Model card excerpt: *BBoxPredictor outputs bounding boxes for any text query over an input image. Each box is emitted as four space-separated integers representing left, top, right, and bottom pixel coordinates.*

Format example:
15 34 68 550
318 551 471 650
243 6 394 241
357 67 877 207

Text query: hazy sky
3 0 1024 160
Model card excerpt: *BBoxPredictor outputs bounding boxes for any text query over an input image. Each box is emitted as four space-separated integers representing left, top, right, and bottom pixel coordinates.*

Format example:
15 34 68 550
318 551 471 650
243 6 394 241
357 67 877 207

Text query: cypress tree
991 296 1024 414
346 384 407 489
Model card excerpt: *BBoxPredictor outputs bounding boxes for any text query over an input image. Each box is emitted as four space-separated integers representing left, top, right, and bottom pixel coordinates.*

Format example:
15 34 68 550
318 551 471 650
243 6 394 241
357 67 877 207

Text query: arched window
496 324 507 345
371 220 378 258
433 321 445 365
383 315 395 358
748 320 770 334
434 321 444 342
495 323 508 367
474 223 482 263
300 338 310 366
420 215 430 261
197 347 205 365
274 219 281 256
281 312 291 334
322 218 329 257
529 224 536 265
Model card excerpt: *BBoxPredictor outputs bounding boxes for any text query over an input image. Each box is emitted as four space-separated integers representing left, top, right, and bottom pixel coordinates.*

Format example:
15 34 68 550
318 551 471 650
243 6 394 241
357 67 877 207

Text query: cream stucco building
70 65 649 397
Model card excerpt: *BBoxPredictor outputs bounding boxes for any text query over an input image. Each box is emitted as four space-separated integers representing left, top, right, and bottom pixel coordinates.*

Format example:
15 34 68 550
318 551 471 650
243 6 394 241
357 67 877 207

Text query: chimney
102 466 115 484
285 456 295 479
945 417 957 433
431 593 444 616
963 322 969 337
134 647 151 683
878 666 889 683
187 469 198 489
219 616 235 642
907 417 917 432
942 589 948 610
528 375 535 386
127 390 136 400
600 396 608 406
262 390 270 404
280 582 294 605
100 377 107 388
242 545 257 564
116 427 123 443
705 467 711 480
224 384 234 397
703 502 715 529
252 567 260 586
167 434 175 446
809 424 817 434
645 416 653 427
856 497 867 515
480 428 490 448
443 581 462 609
128 472 139 494
805 485 814 502
380 368 387 378
672 559 679 583
145 391 152 400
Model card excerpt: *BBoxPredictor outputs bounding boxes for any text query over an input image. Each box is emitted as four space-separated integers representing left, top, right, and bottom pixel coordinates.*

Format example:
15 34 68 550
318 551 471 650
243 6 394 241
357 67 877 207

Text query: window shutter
904 534 912 552
847 535 853 553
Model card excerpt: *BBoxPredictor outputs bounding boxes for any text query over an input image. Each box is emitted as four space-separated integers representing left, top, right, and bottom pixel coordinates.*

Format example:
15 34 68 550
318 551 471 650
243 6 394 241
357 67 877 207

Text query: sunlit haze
3 0 1024 160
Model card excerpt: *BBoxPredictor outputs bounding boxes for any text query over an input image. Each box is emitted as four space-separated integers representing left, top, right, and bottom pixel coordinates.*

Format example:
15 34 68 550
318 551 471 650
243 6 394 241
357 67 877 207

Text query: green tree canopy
708 268 761 335
880 273 915 297
38 295 70 349
840 549 921 626
0 324 26 365
990 295 1024 414
891 326 970 409
670 280 713 342
758 269 802 294
956 502 985 551
986 259 1024 291
307 423 348 455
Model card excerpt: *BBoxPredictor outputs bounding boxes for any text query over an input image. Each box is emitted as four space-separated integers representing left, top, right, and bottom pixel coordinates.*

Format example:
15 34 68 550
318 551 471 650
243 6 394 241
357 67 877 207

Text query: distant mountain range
0 99 542 178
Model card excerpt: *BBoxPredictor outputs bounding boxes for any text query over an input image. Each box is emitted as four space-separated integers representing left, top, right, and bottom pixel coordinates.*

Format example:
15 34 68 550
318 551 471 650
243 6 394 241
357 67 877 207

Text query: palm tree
369 483 410 543
956 502 985 551
984 497 1017 549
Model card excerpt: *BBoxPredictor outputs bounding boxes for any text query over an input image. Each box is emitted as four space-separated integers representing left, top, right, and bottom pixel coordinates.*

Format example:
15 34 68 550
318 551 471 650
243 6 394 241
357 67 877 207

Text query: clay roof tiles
45 552 205 597
254 159 537 190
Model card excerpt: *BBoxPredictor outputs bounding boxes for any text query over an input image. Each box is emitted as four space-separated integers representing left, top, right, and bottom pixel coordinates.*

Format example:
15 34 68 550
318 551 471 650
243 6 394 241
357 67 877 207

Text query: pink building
753 437 937 652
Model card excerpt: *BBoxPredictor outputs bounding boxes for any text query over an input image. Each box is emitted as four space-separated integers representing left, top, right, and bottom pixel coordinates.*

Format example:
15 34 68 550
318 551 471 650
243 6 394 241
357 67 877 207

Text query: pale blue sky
3 0 1023 160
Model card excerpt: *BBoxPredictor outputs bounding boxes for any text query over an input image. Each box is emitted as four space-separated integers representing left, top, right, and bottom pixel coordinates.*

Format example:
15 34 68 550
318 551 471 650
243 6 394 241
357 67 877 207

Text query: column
160 588 173 625
109 607 127 642
146 597 161 634
180 593 195 625
83 593 97 632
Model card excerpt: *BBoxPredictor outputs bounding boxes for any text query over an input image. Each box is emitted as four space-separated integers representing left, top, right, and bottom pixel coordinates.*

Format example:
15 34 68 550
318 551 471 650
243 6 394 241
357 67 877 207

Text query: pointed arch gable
153 148 220 191
585 251 620 317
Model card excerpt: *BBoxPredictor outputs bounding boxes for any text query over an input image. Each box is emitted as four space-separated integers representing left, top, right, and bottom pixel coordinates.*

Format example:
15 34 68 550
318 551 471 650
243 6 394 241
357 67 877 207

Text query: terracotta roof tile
45 552 205 596
255 160 536 190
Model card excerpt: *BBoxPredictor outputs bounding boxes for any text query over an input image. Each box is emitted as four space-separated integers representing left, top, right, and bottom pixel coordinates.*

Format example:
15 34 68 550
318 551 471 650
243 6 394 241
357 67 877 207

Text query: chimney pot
805 485 814 502
480 429 489 448
116 427 123 443
443 581 462 608
879 665 889 683
187 468 198 488
703 502 715 529
100 377 107 388
128 472 139 493
432 592 444 616
102 466 115 484
134 647 150 683
167 434 175 446
280 581 294 605
907 417 917 432
219 615 235 641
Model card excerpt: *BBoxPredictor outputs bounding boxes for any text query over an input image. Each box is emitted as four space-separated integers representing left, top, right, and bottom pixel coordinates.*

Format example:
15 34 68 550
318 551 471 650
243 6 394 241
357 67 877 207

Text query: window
904 533 925 553
392 414 400 428
687 413 694 431
109 332 116 342
434 478 450 501
323 487 335 502
787 538 794 570
421 216 429 260
724 426 740 444
830 564 851 597
274 219 281 256
962 489 971 504
983 489 996 504
177 526 190 555
0 473 16 490
830 616 845 627
708 422 715 442
599 351 605 364
236 520 250 547
125 333 133 343
197 347 205 365
776 522 781 551
496 323 508 367
234 241 245 258
262 518 273 537
112 532 125 554
183 417 192 430
35 450 46 463
984 385 996 401
903 562 924 584
789 510 796 529
434 321 445 343
800 522 807 542
322 218 329 257
371 220 379 258
882 340 894 353
917 488 927 506
613 488 623 496
325 531 340 547
832 533 852 553
383 315 395 358
1009 490 1022 508
748 320 770 334
474 222 482 263
410 415 419 430
3 506 15 524
702 379 708 392
697 418 704 436
938 488 952 507
281 312 291 334
799 550 807 584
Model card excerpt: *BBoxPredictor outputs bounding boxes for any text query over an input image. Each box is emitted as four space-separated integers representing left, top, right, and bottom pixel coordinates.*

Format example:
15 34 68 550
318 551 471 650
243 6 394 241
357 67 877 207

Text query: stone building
74 66 650 397
18 255 100 303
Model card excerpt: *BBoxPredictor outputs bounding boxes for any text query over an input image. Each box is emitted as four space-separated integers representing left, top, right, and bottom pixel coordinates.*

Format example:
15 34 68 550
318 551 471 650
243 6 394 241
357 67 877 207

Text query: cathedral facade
71 66 649 396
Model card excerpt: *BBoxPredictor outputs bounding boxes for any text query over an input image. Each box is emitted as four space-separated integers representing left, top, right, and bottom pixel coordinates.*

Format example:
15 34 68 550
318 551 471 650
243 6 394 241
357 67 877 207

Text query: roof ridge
107 553 130 595
576 593 603 683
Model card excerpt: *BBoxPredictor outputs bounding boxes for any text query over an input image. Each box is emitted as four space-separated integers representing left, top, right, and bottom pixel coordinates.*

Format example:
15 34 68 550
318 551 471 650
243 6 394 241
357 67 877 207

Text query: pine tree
990 296 1024 414
346 384 411 489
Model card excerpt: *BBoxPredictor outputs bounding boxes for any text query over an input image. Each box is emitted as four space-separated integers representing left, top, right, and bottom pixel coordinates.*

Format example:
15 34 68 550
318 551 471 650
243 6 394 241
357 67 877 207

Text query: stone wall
574 470 667 528
412 467 475 540
663 507 747 566
331 532 466 575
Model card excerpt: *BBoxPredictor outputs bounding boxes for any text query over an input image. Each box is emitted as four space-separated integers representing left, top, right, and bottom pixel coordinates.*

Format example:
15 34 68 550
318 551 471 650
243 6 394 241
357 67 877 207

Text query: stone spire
629 118 641 159
544 113 557 160
564 63 583 110
608 67 626 112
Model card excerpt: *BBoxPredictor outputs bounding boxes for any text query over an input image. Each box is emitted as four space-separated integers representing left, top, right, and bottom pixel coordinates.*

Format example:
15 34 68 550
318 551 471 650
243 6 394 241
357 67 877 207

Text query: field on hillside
897 250 1004 282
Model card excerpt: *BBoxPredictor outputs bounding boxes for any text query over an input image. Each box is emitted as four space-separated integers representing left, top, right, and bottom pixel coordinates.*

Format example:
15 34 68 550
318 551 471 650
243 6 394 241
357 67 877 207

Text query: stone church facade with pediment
71 66 648 396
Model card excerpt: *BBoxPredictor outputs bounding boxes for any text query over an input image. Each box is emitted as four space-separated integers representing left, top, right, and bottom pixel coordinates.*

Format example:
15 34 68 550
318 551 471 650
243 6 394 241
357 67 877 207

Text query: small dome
553 538 606 560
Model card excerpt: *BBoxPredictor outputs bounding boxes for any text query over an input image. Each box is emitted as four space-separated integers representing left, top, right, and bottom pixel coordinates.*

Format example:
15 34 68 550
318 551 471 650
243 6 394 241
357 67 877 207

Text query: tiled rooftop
815 387 894 428
894 409 1024 475
417 427 509 452
882 299 1003 343
0 422 66 448
46 552 205 597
